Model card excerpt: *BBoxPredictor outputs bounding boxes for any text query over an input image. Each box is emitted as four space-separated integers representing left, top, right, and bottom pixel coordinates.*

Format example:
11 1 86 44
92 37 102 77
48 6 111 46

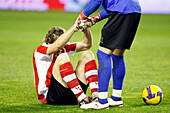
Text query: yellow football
142 85 163 105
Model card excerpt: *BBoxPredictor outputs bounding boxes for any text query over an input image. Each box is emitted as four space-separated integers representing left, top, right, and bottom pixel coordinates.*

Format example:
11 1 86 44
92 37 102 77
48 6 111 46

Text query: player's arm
47 26 76 55
78 6 110 28
83 0 103 17
76 28 93 52
77 0 102 23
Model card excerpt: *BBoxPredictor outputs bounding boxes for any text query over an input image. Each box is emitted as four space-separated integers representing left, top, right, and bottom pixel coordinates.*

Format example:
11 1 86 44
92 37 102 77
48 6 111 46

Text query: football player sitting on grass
33 20 98 109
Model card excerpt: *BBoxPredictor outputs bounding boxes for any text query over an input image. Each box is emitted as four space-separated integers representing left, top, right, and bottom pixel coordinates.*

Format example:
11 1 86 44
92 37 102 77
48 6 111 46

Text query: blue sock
110 95 122 101
112 54 126 100
98 98 108 104
97 50 112 104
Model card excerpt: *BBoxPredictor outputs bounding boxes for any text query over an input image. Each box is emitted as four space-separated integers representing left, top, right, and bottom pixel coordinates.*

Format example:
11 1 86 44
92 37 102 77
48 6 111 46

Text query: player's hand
85 17 93 28
91 14 101 25
73 17 87 32
73 23 79 32
77 11 88 29
78 19 87 29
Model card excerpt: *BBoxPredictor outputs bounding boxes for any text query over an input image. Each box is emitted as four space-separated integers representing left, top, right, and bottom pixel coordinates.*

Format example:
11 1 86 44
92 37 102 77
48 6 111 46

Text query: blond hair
43 26 66 44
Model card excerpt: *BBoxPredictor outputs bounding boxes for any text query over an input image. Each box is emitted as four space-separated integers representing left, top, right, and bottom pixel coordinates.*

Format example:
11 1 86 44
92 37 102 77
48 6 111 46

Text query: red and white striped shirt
33 42 77 103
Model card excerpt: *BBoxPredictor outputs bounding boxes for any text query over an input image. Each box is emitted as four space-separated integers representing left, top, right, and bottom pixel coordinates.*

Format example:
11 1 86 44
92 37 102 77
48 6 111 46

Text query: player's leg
46 53 77 105
109 13 141 107
77 50 110 109
51 53 90 105
81 46 112 109
108 49 125 107
94 12 128 109
95 46 113 109
75 51 98 99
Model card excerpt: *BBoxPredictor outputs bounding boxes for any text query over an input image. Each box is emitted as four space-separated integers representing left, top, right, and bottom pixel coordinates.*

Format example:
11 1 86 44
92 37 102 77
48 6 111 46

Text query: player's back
102 0 141 14
33 43 56 103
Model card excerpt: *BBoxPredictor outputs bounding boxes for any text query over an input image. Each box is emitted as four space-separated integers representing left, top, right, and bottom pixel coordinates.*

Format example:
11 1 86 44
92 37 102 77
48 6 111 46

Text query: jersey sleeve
64 42 77 56
34 45 53 61
100 9 110 20
83 0 102 17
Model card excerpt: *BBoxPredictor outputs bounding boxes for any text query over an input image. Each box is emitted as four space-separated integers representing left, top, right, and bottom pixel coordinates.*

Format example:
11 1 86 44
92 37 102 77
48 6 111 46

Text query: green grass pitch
0 10 170 112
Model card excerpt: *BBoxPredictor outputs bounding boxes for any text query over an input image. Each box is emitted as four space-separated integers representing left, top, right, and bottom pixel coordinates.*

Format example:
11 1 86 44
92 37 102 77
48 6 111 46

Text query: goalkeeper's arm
83 0 102 17
77 0 109 27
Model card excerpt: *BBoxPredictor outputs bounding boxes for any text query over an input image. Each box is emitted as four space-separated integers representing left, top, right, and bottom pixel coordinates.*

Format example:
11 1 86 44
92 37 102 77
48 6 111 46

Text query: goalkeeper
76 0 141 109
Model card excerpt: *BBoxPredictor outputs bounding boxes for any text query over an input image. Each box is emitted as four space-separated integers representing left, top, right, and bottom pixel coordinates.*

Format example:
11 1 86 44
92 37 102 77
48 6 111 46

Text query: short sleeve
64 42 77 56
34 45 53 61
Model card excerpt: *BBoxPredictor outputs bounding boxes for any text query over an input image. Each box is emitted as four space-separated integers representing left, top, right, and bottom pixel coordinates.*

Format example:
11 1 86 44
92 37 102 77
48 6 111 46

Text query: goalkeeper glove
77 11 88 29
91 14 101 25
78 11 88 21
73 16 87 32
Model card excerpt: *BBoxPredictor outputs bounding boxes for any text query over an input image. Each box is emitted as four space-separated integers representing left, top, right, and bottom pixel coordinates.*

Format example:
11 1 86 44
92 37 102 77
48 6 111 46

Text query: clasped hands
74 11 95 32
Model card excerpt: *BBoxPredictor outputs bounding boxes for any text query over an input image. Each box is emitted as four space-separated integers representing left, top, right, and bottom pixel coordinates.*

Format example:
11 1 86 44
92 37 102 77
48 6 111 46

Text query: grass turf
0 10 170 112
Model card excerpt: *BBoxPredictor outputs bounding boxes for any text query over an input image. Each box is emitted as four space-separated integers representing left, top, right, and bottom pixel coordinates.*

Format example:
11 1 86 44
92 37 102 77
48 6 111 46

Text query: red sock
85 60 98 95
60 62 86 101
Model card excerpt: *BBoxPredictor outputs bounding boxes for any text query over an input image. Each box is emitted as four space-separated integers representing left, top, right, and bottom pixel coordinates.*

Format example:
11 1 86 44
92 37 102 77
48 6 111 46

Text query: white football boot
108 98 123 107
79 96 91 109
80 101 95 109
80 98 109 109
93 101 109 109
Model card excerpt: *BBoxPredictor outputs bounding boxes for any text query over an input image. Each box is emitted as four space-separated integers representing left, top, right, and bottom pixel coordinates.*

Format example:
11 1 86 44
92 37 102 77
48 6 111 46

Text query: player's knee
56 53 70 65
81 51 95 60
113 49 126 56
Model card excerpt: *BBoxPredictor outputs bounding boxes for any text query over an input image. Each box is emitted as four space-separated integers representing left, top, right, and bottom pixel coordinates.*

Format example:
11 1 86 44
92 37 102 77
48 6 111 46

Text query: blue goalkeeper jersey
84 0 141 17
102 0 141 14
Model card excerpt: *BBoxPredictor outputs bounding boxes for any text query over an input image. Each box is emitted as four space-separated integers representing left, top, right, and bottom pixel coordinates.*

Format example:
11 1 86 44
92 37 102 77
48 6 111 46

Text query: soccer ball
142 85 163 105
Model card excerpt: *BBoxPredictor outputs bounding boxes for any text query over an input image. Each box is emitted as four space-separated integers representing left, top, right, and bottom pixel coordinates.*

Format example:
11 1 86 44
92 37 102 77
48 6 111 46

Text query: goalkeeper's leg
109 49 126 107
96 46 113 109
